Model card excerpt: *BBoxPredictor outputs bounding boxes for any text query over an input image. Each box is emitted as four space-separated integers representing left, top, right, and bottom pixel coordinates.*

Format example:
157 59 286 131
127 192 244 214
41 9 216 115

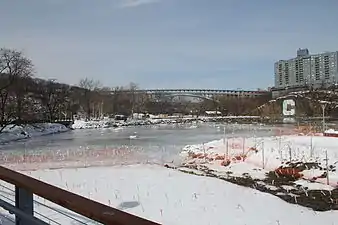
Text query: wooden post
326 150 329 185
226 138 229 160
278 133 281 152
15 186 34 225
279 136 282 162
242 137 245 155
203 143 206 163
262 141 265 169
321 103 327 132
223 127 226 146
310 135 313 158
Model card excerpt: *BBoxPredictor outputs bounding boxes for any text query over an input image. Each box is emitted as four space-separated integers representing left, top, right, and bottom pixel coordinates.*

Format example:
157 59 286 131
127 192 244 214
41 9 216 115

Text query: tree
0 48 34 132
35 79 71 121
111 86 124 115
12 76 35 122
128 82 138 117
78 78 101 120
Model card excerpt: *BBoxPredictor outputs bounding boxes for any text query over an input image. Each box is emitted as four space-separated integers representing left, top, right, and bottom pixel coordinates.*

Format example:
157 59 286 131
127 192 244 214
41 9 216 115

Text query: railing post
15 186 34 225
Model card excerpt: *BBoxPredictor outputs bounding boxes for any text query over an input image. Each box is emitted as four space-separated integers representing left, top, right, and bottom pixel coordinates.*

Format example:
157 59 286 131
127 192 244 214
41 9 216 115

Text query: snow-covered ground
0 123 69 143
71 116 261 130
180 135 338 189
71 118 203 129
1 164 337 225
71 118 153 129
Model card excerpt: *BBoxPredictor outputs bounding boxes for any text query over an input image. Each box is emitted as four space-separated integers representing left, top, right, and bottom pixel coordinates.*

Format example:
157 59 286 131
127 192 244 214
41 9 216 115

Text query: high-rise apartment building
274 48 338 89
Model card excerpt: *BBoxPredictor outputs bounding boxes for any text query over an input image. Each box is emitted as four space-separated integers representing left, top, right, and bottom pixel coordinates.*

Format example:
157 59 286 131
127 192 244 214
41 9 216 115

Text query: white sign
282 99 295 116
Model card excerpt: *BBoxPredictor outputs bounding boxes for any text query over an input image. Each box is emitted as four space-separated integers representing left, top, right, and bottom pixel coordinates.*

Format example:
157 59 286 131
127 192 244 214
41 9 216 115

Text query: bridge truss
120 89 270 100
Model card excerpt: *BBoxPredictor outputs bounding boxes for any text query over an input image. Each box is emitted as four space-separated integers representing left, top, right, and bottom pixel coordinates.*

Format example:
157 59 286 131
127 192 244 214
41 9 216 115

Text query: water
0 123 276 166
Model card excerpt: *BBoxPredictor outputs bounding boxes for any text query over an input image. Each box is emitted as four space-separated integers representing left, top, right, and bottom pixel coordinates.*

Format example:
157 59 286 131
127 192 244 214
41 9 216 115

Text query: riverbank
0 123 70 144
71 116 265 129
71 116 338 130
173 135 338 211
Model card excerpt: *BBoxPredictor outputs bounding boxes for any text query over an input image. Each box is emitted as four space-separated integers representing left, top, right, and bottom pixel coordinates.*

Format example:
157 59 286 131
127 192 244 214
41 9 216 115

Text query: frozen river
0 123 277 167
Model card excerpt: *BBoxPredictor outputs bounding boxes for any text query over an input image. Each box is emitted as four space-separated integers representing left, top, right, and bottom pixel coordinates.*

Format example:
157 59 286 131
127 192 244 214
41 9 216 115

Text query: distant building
296 48 309 57
274 48 338 90
205 111 222 116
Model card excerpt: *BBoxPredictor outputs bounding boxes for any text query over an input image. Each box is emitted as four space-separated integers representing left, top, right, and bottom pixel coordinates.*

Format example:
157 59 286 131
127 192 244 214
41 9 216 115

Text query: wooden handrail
0 166 161 225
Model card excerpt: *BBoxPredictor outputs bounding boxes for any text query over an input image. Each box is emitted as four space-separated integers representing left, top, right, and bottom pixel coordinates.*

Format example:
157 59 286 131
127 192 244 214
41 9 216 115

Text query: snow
71 116 261 130
180 135 338 189
208 162 267 180
71 118 168 129
260 89 338 110
71 118 124 129
294 180 335 191
71 118 206 129
1 124 338 224
0 123 69 144
1 164 337 225
325 129 338 134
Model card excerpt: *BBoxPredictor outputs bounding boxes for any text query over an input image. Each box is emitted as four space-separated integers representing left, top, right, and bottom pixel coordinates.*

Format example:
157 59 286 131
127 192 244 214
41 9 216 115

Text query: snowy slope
0 165 335 225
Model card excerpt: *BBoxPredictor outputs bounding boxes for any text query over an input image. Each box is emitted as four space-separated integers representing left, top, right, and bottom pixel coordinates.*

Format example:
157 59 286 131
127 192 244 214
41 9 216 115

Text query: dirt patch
282 161 323 171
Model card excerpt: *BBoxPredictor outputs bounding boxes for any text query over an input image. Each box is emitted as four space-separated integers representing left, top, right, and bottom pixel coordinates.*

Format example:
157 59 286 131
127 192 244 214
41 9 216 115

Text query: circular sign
282 99 295 116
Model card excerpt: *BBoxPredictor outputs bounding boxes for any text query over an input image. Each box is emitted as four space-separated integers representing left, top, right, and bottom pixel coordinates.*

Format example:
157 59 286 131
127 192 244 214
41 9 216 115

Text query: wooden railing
0 166 161 225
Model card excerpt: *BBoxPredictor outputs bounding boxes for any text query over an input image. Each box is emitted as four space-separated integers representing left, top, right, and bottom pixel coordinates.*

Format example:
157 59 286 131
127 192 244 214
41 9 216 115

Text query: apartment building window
285 63 289 85
315 57 320 80
295 61 299 83
299 59 304 82
324 55 330 79
278 63 283 85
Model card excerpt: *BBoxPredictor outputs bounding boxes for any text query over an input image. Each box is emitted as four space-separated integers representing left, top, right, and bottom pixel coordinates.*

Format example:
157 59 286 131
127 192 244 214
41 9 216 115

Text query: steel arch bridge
149 92 218 101
119 89 270 99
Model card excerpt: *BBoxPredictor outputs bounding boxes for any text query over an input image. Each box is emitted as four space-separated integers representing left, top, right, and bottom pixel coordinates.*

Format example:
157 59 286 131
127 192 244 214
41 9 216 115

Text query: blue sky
1 0 338 90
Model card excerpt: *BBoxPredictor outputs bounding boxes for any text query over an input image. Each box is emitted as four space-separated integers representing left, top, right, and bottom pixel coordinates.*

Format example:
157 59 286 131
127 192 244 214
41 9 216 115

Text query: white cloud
119 0 160 8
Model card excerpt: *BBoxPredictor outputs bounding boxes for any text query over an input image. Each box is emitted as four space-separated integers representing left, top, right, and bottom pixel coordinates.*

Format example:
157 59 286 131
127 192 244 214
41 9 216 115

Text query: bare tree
78 78 101 120
135 90 149 113
12 76 35 122
111 86 124 115
34 79 71 122
96 86 118 117
128 82 138 117
0 48 34 132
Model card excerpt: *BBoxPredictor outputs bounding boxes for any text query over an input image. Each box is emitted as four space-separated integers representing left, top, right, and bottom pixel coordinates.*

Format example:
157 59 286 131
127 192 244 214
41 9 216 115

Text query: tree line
0 47 269 132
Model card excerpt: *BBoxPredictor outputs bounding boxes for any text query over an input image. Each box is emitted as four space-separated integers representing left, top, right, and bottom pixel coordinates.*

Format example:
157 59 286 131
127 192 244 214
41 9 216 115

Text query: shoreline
0 123 71 144
70 116 266 129
71 115 338 130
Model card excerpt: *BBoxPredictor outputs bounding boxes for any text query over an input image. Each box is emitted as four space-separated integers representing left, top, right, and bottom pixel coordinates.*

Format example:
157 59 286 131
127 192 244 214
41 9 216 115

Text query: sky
1 0 338 90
